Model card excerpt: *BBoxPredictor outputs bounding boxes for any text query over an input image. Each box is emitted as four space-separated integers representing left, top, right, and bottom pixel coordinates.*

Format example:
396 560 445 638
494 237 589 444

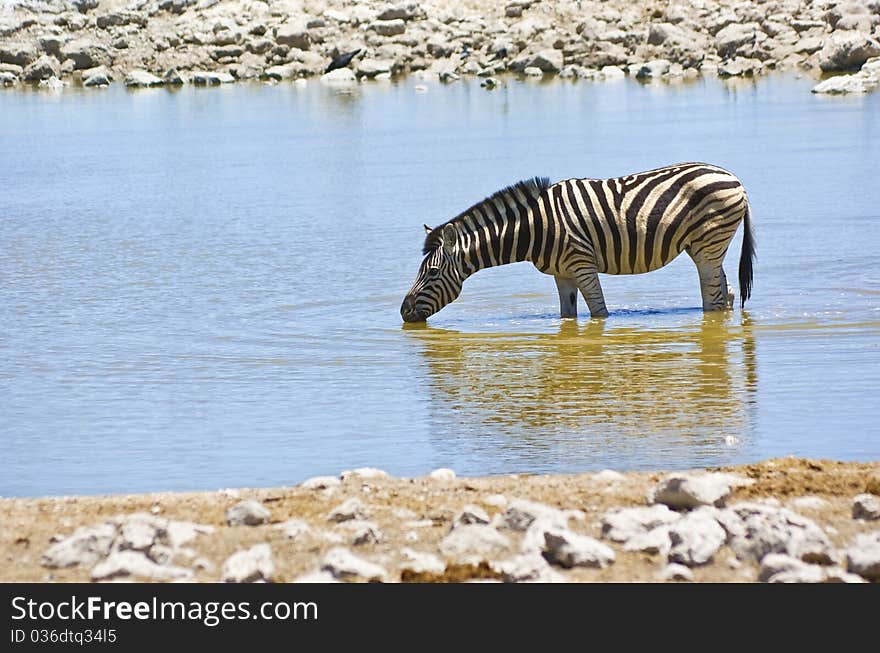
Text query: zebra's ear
423 224 432 235
441 223 458 255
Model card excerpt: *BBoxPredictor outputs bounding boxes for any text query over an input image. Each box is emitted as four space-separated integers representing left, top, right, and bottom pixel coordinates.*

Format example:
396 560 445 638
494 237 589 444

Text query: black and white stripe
401 163 755 322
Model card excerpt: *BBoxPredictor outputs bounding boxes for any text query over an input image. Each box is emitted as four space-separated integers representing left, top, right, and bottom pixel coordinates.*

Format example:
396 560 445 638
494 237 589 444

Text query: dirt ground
2 457 878 583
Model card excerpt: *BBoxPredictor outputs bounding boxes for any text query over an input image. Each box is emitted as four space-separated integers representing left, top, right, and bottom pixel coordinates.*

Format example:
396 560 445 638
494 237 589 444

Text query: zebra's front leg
572 265 609 319
554 276 578 318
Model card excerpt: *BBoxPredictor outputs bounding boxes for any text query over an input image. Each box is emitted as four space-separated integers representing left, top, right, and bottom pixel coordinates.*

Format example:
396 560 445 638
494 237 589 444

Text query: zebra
400 162 755 322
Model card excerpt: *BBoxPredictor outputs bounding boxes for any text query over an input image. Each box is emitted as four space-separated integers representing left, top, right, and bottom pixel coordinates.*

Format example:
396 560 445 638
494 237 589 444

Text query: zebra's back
550 163 748 275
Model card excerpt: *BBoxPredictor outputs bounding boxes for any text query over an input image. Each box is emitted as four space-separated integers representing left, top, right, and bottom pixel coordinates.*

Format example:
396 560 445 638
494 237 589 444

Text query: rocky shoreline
2 457 878 583
1 0 880 94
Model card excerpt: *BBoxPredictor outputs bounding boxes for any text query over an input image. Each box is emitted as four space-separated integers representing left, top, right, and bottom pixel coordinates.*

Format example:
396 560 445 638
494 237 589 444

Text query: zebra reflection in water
404 313 756 458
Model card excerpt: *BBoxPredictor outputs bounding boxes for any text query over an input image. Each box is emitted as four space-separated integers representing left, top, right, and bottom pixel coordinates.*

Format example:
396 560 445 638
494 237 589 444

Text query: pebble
593 470 626 482
327 497 369 523
340 467 389 481
221 544 274 583
452 504 490 528
321 547 386 581
845 531 880 581
788 496 829 511
440 524 510 561
226 500 271 526
501 499 568 532
601 504 680 542
667 509 727 566
721 502 836 564
400 548 445 574
340 520 382 545
543 527 616 569
657 563 694 582
92 550 192 581
482 494 508 508
292 570 340 583
649 473 751 509
276 519 312 540
40 524 116 568
494 553 566 583
428 468 457 481
852 494 880 521
300 475 341 490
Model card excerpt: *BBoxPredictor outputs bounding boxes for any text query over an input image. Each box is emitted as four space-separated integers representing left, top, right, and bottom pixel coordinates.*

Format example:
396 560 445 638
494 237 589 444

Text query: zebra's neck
453 183 549 278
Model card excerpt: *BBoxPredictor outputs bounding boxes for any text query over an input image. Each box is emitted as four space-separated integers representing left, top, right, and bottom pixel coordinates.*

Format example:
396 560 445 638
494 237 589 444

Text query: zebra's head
401 223 463 323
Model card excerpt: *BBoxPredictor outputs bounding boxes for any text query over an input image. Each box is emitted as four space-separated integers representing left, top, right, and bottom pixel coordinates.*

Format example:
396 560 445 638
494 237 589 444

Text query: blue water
1 75 878 497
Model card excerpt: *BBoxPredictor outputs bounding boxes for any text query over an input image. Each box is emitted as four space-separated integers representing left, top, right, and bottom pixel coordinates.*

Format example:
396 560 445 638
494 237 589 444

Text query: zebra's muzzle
400 296 427 323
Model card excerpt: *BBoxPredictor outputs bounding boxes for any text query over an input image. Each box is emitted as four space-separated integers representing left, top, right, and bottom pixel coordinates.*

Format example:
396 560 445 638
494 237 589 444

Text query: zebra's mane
422 176 551 255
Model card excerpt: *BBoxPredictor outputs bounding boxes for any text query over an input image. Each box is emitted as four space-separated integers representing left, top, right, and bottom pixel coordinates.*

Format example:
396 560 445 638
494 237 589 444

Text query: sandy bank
1 1 880 94
2 457 879 583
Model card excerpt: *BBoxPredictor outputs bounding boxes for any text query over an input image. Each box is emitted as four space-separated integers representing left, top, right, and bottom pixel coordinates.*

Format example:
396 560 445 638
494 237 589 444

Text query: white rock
601 504 680 542
523 66 544 77
262 64 296 81
191 70 234 85
517 517 556 554
91 550 192 581
818 32 880 72
622 525 673 556
760 556 865 583
124 69 163 87
811 74 878 95
369 18 406 37
657 563 694 582
166 520 213 548
320 68 357 84
327 497 368 523
221 544 274 583
453 504 490 528
822 566 867 583
543 527 616 569
292 570 340 583
340 467 389 481
722 502 835 564
631 59 671 79
300 475 341 490
440 524 510 561
41 523 116 568
667 509 727 566
788 496 829 511
502 499 568 532
400 548 445 574
483 494 508 508
276 519 312 540
649 473 750 509
226 500 270 526
117 518 159 551
600 65 626 79
852 494 880 520
340 520 382 545
759 554 825 583
845 531 880 581
321 547 386 581
494 553 566 583
528 49 563 73
428 468 456 481
593 470 626 482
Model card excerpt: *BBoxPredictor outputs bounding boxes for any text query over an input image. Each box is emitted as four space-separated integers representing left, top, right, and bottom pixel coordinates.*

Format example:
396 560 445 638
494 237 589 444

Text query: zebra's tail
738 203 756 309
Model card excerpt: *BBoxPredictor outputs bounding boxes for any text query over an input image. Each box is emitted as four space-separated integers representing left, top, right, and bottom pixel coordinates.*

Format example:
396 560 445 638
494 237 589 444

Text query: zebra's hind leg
572 265 609 318
554 276 578 318
691 258 731 311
